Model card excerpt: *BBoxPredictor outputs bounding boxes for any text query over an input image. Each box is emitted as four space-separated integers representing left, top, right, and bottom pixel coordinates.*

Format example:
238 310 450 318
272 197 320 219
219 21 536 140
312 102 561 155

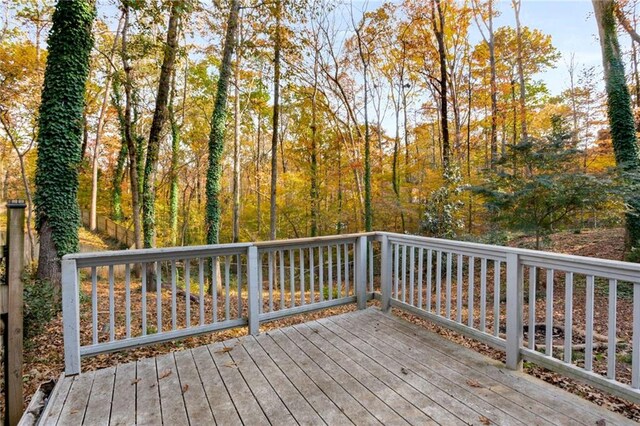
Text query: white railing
61 231 640 403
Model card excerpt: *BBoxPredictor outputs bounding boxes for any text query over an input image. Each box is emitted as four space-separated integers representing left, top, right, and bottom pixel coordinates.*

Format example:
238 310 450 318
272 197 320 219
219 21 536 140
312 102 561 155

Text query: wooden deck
40 308 633 425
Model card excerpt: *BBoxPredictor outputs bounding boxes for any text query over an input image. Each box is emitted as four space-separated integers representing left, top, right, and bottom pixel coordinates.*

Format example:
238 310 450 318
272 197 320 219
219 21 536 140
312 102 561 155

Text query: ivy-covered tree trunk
206 0 240 245
143 0 180 249
592 0 640 253
168 72 181 247
35 0 95 288
269 0 282 241
111 76 128 222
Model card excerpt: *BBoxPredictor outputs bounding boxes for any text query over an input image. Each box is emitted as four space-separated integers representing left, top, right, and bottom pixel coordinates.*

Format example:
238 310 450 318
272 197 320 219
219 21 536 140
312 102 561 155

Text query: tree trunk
205 0 241 245
592 0 640 253
35 0 95 288
433 0 450 171
310 49 320 237
168 70 180 246
269 0 282 240
143 0 180 249
232 12 242 243
513 0 528 142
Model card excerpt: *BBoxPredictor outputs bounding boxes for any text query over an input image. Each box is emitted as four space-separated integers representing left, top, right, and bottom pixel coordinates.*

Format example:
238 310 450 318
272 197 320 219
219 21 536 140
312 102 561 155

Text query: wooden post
355 236 368 310
380 235 391 312
247 246 260 336
62 258 81 375
4 200 25 426
506 252 523 370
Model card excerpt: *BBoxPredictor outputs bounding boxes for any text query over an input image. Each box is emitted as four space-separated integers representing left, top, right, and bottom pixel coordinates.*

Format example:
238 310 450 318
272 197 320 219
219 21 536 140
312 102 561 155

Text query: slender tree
206 0 241 245
35 0 96 286
269 0 282 240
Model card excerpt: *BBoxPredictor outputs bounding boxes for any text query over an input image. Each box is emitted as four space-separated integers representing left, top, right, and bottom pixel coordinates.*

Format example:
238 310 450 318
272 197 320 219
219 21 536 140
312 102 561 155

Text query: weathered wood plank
323 315 498 425
39 375 74 426
267 329 381 425
155 352 189 425
253 332 351 425
135 356 162 426
173 349 215 424
361 309 632 425
109 361 136 426
208 341 269 425
334 312 545 425
241 336 325 425
223 339 297 425
191 345 242 425
294 322 436 425
83 367 116 426
56 371 95 426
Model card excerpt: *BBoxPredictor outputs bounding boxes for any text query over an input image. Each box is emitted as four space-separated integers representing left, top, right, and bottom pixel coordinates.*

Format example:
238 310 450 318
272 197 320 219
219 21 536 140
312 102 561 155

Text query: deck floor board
43 308 635 425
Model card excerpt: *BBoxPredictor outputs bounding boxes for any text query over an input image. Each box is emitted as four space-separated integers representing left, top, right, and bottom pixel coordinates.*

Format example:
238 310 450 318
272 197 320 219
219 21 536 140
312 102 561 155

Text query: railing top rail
253 232 377 251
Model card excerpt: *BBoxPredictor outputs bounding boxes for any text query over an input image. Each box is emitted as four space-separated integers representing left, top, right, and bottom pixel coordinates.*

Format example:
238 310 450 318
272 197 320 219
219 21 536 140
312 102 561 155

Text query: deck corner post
61 258 81 376
380 235 391 312
355 236 368 310
247 245 260 336
506 252 523 370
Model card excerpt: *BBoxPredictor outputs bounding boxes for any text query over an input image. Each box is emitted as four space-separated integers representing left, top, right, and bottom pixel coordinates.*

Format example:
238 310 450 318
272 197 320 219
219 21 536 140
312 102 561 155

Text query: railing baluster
337 244 342 298
529 267 537 350
171 261 177 330
402 245 407 303
426 249 433 313
237 254 242 316
344 243 349 297
156 262 162 333
109 265 115 342
212 257 218 323
545 269 554 357
300 248 306 305
91 267 98 345
291 249 296 306
457 254 463 323
268 251 274 312
199 259 205 326
480 258 487 332
185 260 191 328
418 248 424 309
225 256 231 321
310 247 315 303
125 264 131 339
494 261 501 337
564 272 573 363
279 250 285 308
585 275 594 370
410 246 415 306
436 251 442 315
394 244 399 300
368 241 374 293
446 252 452 319
608 279 617 380
142 264 147 335
468 257 474 328
319 246 325 302
633 283 640 388
258 254 263 314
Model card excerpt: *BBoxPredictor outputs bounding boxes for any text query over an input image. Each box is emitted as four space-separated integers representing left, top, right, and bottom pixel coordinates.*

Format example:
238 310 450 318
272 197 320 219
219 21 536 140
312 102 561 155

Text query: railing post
355 236 367 310
62 258 81 375
380 235 391 312
506 252 523 370
5 200 25 426
247 245 260 336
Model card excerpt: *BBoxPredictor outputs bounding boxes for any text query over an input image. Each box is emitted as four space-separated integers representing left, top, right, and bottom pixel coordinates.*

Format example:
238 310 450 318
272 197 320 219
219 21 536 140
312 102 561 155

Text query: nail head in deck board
135 356 162 425
360 309 633 426
56 370 95 425
190 345 242 425
253 333 351 425
83 367 116 426
208 341 270 425
223 339 297 425
241 336 325 425
173 349 216 424
267 329 381 425
155 352 189 425
109 361 137 426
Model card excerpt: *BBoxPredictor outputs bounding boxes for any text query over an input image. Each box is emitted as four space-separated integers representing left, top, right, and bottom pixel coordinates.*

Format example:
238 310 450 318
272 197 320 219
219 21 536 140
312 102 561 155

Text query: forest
3 0 640 286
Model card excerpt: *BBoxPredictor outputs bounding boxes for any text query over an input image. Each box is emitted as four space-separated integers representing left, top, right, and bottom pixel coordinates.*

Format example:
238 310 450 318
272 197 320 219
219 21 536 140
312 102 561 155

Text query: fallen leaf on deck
401 367 409 375
596 420 606 426
159 369 172 379
216 347 234 354
131 378 141 385
479 415 491 425
466 379 483 388
182 384 189 393
225 362 238 368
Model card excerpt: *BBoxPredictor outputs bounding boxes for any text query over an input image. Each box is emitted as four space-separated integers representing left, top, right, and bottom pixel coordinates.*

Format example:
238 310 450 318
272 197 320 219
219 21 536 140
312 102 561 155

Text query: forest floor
5 226 640 423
